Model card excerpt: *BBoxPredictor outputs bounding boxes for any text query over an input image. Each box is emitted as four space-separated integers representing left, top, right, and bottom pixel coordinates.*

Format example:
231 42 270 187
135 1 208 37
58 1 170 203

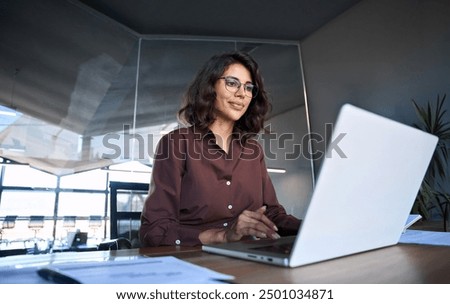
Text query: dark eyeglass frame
219 76 258 98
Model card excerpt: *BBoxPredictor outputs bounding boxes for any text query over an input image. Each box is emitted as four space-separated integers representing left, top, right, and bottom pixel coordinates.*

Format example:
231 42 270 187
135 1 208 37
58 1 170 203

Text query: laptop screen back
289 104 438 267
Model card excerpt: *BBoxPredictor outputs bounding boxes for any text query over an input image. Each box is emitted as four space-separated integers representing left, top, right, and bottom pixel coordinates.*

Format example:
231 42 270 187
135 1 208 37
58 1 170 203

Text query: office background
1 0 449 246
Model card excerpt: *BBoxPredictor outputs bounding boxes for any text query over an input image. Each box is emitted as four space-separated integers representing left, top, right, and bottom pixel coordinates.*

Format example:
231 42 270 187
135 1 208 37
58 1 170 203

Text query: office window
57 192 107 239
57 193 106 216
0 190 55 244
108 170 150 184
117 192 146 213
0 191 55 216
59 169 108 190
2 165 57 188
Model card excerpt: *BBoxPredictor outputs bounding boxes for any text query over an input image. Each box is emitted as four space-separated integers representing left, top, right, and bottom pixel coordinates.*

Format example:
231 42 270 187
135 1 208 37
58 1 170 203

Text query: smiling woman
139 51 302 247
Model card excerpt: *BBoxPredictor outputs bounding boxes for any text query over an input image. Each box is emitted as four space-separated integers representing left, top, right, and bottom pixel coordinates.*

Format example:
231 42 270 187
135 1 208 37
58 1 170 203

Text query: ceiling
78 0 362 40
0 0 362 175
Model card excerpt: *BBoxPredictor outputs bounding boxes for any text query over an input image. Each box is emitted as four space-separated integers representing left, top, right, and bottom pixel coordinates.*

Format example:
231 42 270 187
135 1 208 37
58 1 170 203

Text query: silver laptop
202 103 438 267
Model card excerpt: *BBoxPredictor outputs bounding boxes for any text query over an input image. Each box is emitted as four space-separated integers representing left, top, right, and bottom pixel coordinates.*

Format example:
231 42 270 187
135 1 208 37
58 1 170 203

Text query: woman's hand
225 206 280 242
199 206 280 244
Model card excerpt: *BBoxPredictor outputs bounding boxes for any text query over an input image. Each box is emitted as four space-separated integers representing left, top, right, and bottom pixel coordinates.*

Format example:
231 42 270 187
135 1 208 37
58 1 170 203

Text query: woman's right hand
224 206 280 242
199 206 280 244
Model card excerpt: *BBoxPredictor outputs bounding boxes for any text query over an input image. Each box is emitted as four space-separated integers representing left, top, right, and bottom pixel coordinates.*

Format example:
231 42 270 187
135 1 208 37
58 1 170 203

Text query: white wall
301 0 450 175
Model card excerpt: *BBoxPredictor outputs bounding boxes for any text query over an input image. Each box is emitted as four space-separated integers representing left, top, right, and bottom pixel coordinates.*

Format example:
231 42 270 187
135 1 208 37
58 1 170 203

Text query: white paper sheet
37 256 234 284
399 229 450 246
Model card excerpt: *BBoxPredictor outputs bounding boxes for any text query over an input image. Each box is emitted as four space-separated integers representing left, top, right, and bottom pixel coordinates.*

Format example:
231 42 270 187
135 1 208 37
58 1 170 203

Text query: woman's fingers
233 208 280 239
250 206 279 231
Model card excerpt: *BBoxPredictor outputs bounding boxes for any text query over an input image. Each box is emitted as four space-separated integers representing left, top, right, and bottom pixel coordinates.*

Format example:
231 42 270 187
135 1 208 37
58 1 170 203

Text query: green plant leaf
411 93 450 222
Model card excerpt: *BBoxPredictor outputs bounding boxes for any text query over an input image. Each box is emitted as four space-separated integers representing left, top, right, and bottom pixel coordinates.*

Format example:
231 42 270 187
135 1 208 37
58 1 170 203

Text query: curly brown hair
178 51 271 142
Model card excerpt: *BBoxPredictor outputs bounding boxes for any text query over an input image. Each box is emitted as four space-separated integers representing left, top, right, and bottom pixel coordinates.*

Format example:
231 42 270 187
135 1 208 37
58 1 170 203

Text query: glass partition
0 37 314 219
0 0 314 242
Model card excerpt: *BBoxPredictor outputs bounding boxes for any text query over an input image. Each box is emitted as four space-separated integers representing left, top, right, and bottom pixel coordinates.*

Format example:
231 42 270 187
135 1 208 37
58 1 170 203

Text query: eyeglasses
219 76 258 98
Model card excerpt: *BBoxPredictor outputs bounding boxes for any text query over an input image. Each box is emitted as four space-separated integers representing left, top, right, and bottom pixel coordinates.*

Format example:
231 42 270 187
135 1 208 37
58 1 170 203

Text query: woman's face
213 63 253 125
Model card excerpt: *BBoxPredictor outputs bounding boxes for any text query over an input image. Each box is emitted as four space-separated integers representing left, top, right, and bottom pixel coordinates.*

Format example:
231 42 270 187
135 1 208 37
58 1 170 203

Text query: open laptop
66 230 88 248
202 103 438 267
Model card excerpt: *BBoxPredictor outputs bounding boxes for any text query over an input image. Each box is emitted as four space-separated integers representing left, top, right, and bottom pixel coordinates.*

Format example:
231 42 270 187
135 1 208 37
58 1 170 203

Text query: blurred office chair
58 216 77 246
2 215 18 229
88 215 103 239
28 216 45 253
28 216 45 239
1 215 18 245
62 216 76 230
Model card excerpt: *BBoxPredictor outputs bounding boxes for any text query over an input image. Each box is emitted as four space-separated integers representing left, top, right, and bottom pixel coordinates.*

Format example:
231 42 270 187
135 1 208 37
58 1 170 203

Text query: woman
140 51 300 247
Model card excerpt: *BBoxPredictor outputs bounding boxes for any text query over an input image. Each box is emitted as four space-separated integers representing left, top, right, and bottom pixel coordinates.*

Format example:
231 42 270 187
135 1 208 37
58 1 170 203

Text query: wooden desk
137 244 450 283
1 243 449 283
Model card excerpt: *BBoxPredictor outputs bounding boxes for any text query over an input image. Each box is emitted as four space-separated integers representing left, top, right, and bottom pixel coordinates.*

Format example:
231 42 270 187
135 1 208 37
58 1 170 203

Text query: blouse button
227 204 233 210
175 239 181 245
226 180 231 186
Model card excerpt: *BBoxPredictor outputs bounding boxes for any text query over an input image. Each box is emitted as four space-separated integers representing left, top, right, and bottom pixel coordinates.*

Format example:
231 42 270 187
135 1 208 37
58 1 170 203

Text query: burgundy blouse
139 126 300 247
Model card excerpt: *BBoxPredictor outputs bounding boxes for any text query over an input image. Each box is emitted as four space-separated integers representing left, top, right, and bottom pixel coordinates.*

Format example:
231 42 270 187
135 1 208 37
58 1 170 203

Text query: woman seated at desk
140 51 300 247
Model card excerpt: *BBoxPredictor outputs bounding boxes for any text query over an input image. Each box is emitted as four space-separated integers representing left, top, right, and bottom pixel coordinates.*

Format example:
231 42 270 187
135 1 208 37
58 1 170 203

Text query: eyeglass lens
221 77 257 97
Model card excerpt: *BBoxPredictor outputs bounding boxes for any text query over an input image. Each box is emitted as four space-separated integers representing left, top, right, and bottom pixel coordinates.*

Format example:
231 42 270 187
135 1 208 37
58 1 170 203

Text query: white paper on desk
41 256 234 284
399 230 450 246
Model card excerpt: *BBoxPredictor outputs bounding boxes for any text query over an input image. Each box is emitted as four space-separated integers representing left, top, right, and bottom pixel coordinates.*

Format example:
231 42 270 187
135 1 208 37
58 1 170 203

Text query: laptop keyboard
251 242 293 255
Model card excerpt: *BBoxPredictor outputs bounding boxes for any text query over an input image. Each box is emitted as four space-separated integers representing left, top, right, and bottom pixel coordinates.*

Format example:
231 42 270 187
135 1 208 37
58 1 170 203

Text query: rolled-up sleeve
139 132 203 247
